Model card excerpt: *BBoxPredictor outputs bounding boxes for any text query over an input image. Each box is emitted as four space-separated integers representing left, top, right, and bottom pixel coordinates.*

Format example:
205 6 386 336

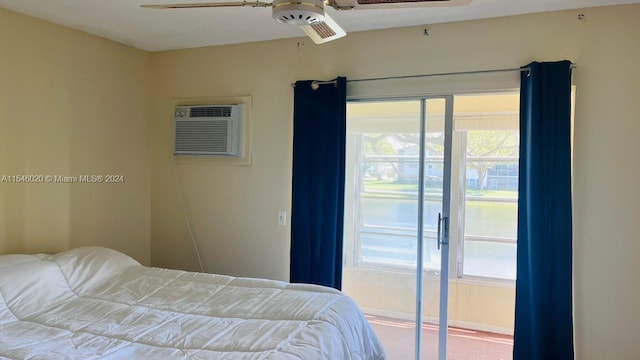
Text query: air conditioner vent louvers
174 104 242 157
175 122 230 152
189 106 232 118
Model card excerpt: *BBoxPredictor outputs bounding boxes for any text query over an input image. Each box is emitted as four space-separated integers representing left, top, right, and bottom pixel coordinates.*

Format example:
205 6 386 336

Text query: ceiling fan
141 0 471 44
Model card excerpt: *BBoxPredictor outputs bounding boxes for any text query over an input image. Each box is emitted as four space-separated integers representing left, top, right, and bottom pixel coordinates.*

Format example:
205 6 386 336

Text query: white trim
347 73 520 100
447 319 514 336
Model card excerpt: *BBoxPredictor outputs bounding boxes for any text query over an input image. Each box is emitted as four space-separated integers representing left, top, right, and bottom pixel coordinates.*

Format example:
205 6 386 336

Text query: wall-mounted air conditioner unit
174 104 242 157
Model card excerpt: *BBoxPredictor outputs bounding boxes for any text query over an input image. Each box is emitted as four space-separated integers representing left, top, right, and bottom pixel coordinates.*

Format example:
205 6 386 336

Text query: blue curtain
514 61 574 359
290 77 347 290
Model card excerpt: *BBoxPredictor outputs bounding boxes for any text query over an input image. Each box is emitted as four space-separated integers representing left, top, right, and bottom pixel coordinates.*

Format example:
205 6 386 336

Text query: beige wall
150 5 640 359
0 8 151 264
1 3 638 359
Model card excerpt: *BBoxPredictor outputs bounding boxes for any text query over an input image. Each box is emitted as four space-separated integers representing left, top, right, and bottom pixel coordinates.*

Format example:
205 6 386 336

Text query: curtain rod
291 63 576 88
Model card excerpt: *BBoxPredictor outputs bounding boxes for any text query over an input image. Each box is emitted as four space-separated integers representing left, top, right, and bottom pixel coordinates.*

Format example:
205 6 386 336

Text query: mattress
0 247 385 359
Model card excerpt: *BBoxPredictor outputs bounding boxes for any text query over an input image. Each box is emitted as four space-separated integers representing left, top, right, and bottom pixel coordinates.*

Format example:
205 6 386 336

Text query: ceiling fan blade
329 0 470 10
141 2 272 9
300 13 346 44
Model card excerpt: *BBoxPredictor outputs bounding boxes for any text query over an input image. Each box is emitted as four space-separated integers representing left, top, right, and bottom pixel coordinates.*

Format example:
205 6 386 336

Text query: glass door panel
447 93 519 359
343 98 453 360
343 100 422 359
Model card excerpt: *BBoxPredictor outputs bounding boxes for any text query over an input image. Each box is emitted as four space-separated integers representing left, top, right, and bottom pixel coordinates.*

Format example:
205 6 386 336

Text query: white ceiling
0 0 638 51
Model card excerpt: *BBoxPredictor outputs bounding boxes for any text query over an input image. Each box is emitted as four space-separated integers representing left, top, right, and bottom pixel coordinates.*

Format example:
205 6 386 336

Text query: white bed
0 247 385 359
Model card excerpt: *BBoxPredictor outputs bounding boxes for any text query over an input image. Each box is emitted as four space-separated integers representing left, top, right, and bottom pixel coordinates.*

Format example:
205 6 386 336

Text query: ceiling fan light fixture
272 0 325 25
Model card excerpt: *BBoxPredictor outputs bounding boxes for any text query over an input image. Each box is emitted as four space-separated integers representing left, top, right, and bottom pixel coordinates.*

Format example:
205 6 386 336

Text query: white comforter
0 247 385 359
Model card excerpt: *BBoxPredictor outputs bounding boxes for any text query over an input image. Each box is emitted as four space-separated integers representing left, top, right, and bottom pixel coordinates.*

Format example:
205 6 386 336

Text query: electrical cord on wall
172 156 205 273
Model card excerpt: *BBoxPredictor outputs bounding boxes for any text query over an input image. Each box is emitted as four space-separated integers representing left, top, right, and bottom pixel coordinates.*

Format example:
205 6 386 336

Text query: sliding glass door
342 97 453 360
343 92 520 360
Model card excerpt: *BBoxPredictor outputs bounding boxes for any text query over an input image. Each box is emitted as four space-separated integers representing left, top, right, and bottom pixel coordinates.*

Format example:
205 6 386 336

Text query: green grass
364 179 517 198
466 189 517 197
363 180 418 192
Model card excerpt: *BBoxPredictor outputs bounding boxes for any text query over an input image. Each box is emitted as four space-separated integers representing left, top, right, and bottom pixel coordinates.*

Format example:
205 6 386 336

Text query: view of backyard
358 166 518 280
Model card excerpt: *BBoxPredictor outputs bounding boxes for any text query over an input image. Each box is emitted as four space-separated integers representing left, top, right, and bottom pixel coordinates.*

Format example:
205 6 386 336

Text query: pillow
45 247 140 295
0 247 140 318
0 257 74 318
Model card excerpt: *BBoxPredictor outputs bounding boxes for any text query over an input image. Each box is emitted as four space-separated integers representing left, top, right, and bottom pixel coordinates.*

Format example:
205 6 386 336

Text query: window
344 93 519 281
458 129 518 280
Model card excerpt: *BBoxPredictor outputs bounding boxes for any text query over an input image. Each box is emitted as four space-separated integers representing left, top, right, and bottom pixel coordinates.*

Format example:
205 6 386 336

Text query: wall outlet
277 210 287 226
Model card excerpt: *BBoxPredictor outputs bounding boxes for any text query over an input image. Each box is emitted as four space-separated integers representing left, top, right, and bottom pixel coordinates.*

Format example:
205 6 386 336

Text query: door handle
437 212 442 250
437 212 449 250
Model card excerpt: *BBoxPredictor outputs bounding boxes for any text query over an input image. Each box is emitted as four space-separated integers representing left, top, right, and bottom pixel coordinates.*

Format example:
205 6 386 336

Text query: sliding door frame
437 96 454 360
